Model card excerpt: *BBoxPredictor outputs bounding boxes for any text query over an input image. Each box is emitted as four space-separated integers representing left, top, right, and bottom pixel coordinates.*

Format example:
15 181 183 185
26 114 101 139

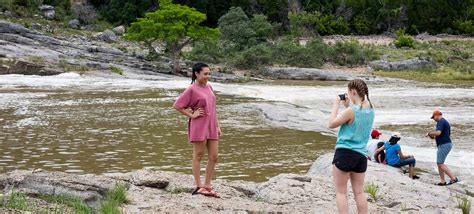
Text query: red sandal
192 186 219 198
203 186 220 198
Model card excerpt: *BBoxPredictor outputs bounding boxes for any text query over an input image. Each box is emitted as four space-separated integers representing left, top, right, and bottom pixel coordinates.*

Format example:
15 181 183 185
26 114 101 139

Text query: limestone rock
68 19 81 29
39 5 55 20
262 67 354 81
112 26 125 35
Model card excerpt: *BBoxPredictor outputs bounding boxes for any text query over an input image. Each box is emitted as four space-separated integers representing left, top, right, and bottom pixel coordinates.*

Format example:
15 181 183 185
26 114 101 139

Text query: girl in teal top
328 79 374 214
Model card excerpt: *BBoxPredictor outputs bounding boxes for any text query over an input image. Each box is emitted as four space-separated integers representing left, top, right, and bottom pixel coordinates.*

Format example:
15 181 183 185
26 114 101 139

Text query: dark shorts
332 149 367 173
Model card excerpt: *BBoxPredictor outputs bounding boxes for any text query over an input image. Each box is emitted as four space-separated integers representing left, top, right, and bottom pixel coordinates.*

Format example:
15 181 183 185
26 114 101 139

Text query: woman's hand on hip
191 108 205 119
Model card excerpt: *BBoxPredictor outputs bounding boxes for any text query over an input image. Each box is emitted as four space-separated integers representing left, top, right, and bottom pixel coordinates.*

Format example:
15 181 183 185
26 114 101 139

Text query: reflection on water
0 88 334 182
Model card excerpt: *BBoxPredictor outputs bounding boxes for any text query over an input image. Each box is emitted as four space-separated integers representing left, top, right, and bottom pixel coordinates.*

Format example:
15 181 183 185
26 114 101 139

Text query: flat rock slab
262 67 355 81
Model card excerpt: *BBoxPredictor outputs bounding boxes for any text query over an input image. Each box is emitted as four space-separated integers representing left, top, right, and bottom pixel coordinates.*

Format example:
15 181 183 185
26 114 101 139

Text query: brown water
1 74 473 184
0 87 334 182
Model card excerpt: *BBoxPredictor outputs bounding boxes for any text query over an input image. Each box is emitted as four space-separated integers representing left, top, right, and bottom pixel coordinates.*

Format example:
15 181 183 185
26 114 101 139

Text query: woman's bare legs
192 141 206 187
204 140 219 187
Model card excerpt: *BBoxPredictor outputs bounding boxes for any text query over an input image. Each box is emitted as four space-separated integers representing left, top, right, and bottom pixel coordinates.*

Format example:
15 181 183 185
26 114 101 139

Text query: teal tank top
335 104 375 156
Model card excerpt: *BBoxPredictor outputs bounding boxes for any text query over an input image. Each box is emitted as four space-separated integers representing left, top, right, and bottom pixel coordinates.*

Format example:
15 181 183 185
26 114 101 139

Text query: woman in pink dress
173 63 221 197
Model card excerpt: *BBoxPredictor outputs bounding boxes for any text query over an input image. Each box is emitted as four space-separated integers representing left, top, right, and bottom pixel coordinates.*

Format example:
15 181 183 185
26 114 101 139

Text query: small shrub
99 183 128 214
117 46 128 53
233 43 272 69
317 14 349 35
364 182 379 201
352 15 371 35
331 39 371 66
454 20 474 35
394 28 415 48
109 65 123 75
186 39 223 63
106 184 127 205
456 195 472 214
72 4 98 25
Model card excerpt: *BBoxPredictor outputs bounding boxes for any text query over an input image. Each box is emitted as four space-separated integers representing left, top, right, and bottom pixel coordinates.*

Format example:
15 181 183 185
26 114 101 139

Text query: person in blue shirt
328 79 374 214
427 110 459 186
375 134 420 179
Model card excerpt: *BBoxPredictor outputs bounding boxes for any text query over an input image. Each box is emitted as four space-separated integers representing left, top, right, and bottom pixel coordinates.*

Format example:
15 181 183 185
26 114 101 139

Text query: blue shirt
384 142 401 166
335 104 375 156
436 118 451 146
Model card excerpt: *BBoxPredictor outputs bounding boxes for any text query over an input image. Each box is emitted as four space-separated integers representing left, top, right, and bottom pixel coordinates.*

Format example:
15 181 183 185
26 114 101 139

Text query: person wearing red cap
427 110 459 186
367 129 383 162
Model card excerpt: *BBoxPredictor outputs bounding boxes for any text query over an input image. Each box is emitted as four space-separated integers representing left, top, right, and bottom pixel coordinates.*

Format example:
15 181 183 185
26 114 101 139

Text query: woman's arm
173 105 204 119
374 145 385 154
397 149 413 159
328 96 353 129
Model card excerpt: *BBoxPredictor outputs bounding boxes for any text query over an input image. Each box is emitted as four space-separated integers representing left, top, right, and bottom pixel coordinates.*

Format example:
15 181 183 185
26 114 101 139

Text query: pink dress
174 84 219 143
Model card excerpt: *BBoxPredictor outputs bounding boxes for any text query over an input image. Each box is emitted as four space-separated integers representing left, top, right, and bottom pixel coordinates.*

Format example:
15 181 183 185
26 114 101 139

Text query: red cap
431 110 442 119
371 129 382 138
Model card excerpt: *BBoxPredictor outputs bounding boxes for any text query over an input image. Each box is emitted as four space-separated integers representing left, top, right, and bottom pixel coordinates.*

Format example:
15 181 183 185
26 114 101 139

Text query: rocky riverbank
0 153 471 213
0 19 251 83
1 19 439 84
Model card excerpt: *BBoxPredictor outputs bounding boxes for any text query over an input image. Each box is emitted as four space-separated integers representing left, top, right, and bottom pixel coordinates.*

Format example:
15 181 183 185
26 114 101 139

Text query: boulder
112 26 125 35
8 60 44 75
39 5 55 20
0 169 124 208
86 45 124 55
68 19 81 29
0 20 39 35
95 30 117 43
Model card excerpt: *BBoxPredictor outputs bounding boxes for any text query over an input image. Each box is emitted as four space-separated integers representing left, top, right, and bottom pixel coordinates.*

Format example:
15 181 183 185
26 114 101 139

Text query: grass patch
364 182 379 202
457 195 472 214
109 66 123 75
116 46 128 53
38 194 93 214
28 55 45 64
0 188 32 211
57 60 90 74
100 183 128 214
0 184 127 213
167 187 191 195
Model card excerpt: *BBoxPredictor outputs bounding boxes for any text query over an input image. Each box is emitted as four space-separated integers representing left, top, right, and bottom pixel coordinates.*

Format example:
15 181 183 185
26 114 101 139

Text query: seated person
367 129 383 162
375 134 420 179
373 141 386 163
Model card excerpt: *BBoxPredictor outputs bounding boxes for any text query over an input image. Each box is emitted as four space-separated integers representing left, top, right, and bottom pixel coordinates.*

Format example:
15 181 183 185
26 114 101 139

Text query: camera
338 94 346 100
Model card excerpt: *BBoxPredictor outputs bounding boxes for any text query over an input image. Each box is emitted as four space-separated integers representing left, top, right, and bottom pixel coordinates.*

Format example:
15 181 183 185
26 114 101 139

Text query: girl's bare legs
333 165 351 214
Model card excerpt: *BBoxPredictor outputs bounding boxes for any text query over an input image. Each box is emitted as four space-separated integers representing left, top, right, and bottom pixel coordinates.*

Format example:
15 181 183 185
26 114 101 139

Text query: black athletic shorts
332 148 367 173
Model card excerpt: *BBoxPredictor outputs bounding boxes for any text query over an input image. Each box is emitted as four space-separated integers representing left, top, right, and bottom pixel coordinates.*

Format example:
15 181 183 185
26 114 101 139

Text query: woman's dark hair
191 62 209 84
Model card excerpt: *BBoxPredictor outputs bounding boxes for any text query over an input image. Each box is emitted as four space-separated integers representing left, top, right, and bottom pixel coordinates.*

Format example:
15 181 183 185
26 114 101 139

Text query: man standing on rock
427 110 459 186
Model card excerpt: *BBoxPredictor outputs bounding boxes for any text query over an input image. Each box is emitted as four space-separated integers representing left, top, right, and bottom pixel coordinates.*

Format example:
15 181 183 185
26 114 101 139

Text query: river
0 73 472 184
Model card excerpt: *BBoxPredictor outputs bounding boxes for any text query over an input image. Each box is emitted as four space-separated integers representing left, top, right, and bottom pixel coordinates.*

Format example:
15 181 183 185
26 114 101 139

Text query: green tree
250 14 273 41
124 0 220 74
218 7 255 50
